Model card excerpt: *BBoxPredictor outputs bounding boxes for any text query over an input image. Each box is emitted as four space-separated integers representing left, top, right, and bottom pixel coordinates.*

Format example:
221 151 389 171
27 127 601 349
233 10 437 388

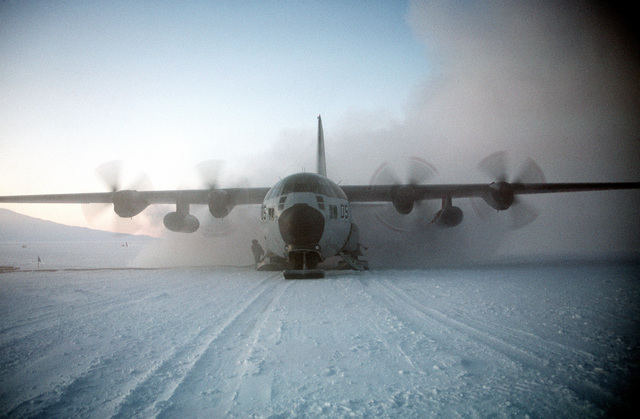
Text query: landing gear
339 251 369 271
283 251 324 279
288 252 319 270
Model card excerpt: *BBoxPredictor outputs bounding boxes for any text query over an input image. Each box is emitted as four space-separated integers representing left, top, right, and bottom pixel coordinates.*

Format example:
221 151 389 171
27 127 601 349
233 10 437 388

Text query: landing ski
339 252 369 271
283 269 325 280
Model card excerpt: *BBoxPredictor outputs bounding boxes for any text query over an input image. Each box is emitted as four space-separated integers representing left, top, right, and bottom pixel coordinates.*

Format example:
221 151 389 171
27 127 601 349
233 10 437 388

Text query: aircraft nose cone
279 204 325 247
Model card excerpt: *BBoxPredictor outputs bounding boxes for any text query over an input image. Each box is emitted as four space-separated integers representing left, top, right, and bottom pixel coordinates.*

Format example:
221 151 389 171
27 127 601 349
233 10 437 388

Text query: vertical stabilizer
317 115 327 177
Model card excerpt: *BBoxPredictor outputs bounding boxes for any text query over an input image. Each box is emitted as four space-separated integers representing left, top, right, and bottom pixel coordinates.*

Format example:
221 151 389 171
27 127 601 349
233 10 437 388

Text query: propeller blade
82 203 144 234
95 160 123 192
193 160 252 236
371 163 401 185
130 173 153 191
515 158 546 184
81 201 110 223
370 157 439 232
478 151 508 183
196 160 225 190
474 151 545 229
470 195 496 222
509 197 541 229
407 157 437 185
83 160 154 234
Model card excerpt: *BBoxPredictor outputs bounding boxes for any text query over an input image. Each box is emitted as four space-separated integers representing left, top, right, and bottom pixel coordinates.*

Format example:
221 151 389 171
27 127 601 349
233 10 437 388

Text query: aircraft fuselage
260 172 357 269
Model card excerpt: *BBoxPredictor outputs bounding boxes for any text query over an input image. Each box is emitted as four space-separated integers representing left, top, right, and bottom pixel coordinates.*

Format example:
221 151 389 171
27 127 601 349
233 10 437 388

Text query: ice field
1 239 639 417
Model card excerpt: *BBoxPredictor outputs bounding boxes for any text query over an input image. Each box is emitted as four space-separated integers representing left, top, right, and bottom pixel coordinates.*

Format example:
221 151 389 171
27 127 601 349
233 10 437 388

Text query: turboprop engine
369 157 439 232
473 151 546 229
163 212 200 233
208 189 235 218
390 185 416 214
112 190 149 218
483 181 515 211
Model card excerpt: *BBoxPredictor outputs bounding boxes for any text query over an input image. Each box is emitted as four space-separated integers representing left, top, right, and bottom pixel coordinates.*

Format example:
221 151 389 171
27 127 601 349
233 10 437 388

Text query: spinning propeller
82 160 153 234
369 157 439 232
194 160 251 237
472 151 546 229
196 159 225 191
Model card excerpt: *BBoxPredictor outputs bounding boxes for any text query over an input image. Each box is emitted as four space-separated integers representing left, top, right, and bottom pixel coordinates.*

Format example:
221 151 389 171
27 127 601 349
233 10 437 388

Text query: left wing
0 188 271 219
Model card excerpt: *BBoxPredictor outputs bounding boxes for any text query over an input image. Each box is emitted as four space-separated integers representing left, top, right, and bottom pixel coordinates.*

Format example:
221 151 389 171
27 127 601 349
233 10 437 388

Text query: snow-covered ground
1 241 639 417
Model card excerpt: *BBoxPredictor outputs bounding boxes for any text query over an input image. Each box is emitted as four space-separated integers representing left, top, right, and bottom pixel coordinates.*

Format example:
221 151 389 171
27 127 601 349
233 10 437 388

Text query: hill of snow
0 208 150 243
0 209 157 270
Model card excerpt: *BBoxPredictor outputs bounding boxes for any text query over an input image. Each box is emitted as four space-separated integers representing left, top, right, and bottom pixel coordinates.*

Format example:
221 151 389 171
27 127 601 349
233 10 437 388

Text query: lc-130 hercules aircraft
1 116 639 278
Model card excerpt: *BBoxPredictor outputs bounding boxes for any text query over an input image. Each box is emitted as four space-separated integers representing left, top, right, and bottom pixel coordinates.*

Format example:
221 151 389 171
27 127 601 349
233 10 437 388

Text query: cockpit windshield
265 173 346 200
281 174 328 195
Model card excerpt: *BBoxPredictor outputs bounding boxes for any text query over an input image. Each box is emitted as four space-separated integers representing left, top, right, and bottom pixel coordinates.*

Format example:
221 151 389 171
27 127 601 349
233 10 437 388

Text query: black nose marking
278 204 324 247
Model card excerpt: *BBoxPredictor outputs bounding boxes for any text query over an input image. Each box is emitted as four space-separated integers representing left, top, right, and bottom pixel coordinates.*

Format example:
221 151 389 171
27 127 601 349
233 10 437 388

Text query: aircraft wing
2 183 639 207
341 182 640 203
0 188 271 205
343 181 640 229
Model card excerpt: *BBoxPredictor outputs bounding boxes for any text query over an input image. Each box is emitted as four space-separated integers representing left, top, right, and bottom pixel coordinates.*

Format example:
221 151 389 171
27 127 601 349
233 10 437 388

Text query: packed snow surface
1 244 639 417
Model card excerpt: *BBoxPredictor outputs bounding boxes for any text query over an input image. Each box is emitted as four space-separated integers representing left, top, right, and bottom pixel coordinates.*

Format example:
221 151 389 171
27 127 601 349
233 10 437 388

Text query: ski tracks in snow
1 269 285 418
366 276 611 412
3 264 636 417
1 270 215 418
112 272 287 417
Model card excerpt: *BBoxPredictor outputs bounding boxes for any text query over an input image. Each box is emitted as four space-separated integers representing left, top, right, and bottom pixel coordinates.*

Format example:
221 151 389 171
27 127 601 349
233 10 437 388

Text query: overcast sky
1 0 638 253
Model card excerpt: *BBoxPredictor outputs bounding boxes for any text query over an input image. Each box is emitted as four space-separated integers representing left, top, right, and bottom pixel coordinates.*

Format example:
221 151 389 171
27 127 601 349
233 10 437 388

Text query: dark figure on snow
251 239 264 266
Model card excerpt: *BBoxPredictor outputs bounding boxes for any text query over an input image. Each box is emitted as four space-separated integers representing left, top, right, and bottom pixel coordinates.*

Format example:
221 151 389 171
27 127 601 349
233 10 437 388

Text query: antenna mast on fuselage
317 115 327 177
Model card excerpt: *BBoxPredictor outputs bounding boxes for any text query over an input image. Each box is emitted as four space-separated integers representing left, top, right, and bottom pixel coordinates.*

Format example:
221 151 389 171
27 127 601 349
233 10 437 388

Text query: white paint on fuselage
260 173 352 261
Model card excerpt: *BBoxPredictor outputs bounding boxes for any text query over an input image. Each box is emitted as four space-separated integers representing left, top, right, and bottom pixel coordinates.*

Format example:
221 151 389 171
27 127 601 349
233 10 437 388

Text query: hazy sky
0 0 425 223
1 1 639 254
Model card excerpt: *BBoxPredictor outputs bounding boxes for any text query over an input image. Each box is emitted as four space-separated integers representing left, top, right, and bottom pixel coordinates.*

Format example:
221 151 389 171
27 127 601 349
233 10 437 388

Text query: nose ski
283 268 325 280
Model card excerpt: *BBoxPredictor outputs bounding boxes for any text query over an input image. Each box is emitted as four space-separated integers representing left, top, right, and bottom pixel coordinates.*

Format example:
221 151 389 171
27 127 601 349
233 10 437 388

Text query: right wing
342 182 640 203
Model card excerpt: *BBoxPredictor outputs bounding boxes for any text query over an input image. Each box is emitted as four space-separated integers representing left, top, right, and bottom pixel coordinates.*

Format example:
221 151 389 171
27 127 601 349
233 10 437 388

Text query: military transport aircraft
1 116 639 278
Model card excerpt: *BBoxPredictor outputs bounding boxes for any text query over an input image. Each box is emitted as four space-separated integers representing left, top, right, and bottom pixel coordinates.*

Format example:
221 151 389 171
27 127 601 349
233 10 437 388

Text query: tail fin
317 115 327 177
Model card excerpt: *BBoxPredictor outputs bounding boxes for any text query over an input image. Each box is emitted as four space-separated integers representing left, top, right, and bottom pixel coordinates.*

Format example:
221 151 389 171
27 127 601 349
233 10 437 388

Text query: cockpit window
265 173 346 199
329 182 347 199
282 174 321 194
264 181 282 200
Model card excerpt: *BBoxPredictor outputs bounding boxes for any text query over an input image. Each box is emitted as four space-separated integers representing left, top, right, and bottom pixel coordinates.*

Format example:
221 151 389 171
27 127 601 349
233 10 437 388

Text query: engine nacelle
432 205 464 227
390 185 415 214
112 190 149 218
163 212 200 233
483 182 515 211
208 190 234 218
